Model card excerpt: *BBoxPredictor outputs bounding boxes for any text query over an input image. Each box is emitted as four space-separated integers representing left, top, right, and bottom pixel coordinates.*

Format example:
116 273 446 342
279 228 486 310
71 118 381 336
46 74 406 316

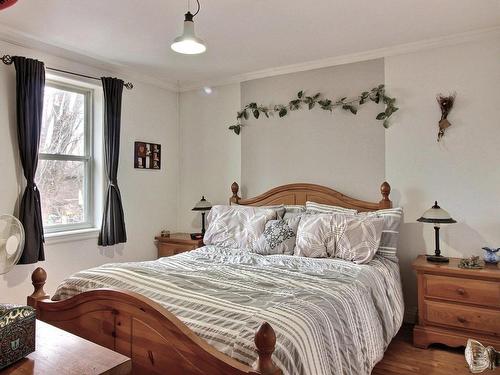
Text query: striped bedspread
52 246 404 375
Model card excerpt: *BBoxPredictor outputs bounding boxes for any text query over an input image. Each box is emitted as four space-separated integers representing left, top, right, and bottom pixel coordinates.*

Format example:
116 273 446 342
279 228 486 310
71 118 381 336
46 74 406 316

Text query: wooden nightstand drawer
424 300 500 335
424 274 500 308
155 233 204 258
158 242 197 257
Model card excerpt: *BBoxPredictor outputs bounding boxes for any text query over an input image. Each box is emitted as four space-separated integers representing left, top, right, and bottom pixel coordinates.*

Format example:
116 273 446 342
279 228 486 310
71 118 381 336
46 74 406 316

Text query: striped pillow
306 201 358 215
234 204 286 219
358 207 403 261
283 205 306 219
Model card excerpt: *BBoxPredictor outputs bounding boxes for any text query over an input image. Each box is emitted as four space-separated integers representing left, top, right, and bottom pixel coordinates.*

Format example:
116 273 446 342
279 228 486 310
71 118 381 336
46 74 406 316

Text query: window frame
39 80 94 234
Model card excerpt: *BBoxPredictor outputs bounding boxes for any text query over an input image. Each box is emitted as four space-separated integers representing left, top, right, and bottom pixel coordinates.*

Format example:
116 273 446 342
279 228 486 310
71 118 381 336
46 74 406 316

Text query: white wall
0 40 179 304
177 84 241 232
385 36 500 319
241 59 386 201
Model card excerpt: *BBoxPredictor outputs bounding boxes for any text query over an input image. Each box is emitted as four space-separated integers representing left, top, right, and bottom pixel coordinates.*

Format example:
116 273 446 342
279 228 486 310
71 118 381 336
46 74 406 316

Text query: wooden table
1 320 131 374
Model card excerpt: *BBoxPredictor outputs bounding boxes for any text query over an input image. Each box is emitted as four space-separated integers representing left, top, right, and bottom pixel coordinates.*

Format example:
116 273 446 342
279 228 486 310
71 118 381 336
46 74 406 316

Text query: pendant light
171 0 206 55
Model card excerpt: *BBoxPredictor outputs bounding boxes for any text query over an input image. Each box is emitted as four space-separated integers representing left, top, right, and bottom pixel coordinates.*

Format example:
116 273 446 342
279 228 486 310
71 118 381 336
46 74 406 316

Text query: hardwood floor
372 324 495 374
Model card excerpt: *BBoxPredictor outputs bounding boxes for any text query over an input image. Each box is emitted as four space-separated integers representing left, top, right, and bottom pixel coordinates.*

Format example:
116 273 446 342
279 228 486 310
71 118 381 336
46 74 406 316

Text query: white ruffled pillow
203 205 277 250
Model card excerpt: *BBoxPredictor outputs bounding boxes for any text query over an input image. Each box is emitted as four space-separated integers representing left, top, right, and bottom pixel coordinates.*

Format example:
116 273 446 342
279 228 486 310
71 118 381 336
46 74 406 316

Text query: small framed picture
134 141 161 169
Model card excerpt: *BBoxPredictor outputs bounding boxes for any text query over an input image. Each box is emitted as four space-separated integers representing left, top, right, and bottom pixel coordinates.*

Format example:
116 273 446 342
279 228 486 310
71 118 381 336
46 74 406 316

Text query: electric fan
0 214 25 274
0 214 36 371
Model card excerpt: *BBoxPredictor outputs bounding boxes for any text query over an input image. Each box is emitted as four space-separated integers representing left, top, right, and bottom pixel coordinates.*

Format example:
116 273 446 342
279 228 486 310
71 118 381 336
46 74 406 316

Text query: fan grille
0 214 25 274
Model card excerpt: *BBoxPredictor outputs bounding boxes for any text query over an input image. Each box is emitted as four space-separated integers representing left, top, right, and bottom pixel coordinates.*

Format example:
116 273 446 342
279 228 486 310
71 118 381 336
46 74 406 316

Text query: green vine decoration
228 84 398 135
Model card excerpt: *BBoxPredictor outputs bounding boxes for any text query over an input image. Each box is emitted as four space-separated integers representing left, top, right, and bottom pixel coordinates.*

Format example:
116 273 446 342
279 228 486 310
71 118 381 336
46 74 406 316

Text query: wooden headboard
229 182 392 212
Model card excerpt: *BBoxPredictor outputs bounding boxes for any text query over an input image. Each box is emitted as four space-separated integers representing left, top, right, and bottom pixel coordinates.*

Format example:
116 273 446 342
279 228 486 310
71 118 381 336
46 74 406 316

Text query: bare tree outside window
36 82 93 232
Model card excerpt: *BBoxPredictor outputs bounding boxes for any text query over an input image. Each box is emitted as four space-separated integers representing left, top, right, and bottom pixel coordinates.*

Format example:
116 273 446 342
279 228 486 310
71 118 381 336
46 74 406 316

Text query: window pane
36 160 87 227
40 86 86 156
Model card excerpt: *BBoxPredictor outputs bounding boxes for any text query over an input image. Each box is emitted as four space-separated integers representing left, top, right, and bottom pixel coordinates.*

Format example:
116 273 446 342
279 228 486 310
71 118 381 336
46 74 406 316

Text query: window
36 81 93 233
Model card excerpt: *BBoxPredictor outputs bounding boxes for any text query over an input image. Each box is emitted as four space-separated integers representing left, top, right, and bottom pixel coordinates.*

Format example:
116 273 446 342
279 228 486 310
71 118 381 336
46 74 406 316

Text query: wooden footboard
27 268 282 375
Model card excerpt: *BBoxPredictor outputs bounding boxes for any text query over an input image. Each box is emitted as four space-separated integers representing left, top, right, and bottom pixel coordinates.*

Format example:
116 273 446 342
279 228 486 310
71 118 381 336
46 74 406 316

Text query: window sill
45 228 100 245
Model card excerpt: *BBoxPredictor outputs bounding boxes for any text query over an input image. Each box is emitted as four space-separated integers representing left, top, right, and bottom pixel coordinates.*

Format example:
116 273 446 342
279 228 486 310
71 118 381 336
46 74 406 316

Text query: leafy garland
228 84 398 135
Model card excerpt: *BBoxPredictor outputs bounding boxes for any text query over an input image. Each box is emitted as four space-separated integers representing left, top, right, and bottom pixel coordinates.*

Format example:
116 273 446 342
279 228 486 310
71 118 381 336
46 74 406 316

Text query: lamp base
426 254 449 263
190 233 203 240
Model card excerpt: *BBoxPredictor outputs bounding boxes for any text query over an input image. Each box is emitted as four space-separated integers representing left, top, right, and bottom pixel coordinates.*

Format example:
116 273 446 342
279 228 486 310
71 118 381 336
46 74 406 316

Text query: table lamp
192 196 212 236
417 201 456 263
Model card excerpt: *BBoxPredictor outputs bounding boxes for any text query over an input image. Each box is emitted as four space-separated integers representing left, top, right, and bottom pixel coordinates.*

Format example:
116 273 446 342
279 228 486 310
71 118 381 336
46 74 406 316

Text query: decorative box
0 304 36 370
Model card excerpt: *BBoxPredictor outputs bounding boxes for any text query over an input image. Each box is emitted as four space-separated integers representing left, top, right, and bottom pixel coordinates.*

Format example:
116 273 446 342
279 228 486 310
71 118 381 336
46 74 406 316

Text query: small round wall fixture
0 0 18 11
171 0 207 55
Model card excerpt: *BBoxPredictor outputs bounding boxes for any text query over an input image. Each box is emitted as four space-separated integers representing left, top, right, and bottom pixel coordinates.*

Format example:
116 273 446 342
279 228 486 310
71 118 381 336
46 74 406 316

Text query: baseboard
403 306 418 324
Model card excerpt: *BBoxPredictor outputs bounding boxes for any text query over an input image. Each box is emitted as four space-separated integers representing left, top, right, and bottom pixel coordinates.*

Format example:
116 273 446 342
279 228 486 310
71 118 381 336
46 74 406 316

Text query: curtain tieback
27 181 38 191
26 180 44 241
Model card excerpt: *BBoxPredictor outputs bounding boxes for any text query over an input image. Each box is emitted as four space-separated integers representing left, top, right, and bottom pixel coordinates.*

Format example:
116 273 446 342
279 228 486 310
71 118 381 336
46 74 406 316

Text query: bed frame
27 181 391 375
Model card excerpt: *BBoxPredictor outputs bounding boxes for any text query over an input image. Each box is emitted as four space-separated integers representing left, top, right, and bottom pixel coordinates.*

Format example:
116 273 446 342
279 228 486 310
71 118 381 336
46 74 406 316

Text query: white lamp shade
192 196 212 211
417 201 456 224
171 20 206 54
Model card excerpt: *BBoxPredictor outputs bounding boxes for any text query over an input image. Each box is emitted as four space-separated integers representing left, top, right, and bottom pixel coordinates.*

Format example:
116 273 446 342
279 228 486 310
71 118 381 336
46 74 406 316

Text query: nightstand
413 255 500 349
155 233 204 258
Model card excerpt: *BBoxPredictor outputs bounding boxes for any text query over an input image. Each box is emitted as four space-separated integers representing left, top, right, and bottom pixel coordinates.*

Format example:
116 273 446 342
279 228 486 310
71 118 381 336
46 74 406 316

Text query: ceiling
0 0 499 90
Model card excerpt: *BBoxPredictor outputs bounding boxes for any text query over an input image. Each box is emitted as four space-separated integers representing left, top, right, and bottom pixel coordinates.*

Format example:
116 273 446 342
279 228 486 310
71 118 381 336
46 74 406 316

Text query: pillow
204 205 277 250
357 207 403 261
305 201 357 215
283 205 306 219
233 204 285 219
253 216 301 255
294 214 335 258
334 214 385 264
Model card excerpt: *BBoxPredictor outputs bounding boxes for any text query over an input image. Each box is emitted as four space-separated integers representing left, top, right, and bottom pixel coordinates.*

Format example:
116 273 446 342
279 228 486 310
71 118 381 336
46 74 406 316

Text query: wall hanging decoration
228 84 398 135
436 92 456 142
134 141 161 170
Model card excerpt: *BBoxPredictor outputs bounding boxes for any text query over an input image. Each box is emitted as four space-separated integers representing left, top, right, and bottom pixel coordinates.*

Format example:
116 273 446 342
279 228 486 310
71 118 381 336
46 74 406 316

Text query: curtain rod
1 54 134 90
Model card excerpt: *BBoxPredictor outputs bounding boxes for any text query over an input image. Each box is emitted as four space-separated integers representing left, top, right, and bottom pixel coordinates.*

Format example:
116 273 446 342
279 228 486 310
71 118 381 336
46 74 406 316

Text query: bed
27 181 403 375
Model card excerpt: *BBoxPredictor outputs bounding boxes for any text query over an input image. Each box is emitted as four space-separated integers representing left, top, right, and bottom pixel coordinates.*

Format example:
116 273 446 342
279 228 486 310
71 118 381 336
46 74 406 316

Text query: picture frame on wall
134 141 161 170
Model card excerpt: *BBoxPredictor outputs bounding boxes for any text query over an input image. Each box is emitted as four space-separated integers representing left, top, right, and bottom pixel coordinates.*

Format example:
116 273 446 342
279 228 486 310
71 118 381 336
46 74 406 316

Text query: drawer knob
457 316 467 324
456 288 466 295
